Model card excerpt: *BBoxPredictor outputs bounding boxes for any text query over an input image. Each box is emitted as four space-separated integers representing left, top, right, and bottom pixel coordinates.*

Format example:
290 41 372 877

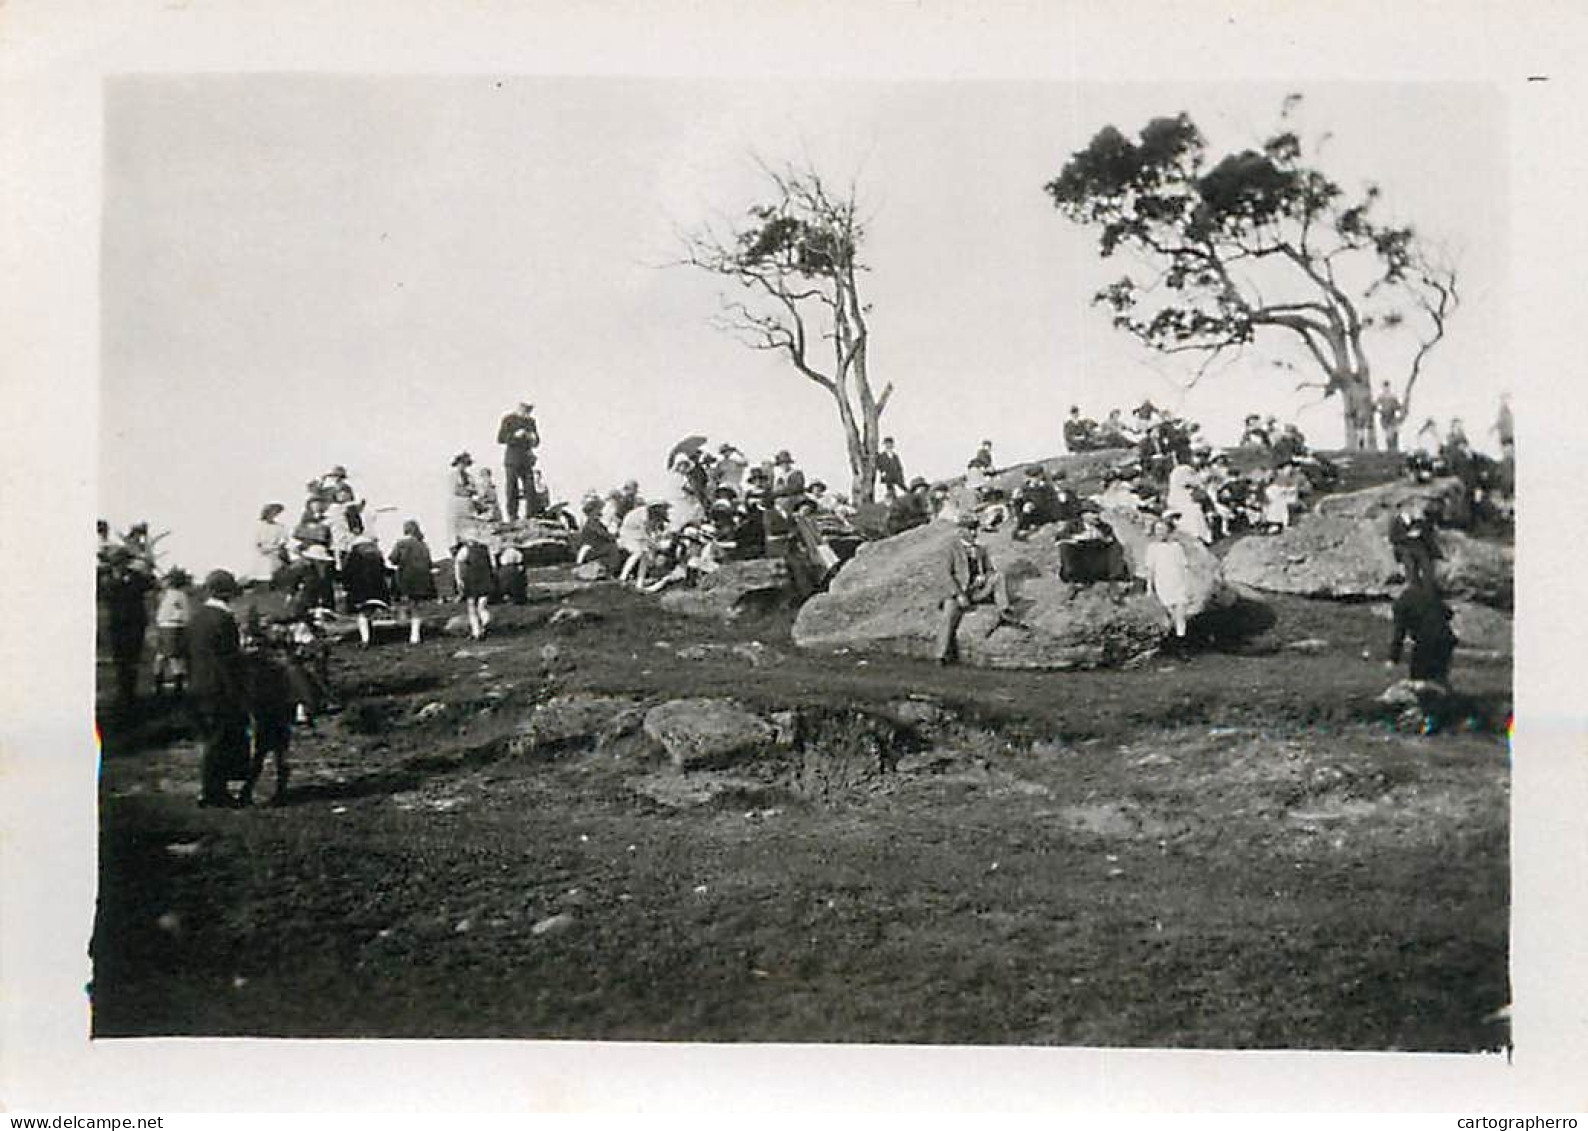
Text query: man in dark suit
186 570 251 808
496 400 541 520
876 437 906 500
935 514 1018 665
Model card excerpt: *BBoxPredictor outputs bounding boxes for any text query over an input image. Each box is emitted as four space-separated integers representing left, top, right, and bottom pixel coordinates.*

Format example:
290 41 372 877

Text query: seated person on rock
974 485 1013 531
1056 504 1131 601
935 513 1023 665
887 477 933 535
1012 466 1059 539
1063 406 1098 453
1388 500 1442 588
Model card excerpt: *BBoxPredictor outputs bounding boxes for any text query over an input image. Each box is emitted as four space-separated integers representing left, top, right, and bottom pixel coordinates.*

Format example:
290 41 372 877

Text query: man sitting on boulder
1389 501 1441 588
935 513 1022 665
1011 466 1059 540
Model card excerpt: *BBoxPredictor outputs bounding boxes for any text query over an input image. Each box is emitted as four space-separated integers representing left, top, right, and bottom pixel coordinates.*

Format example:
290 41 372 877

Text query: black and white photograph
4 0 1586 1116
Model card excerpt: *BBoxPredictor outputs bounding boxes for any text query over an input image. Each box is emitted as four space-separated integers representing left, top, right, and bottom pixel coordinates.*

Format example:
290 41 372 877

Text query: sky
101 76 1507 575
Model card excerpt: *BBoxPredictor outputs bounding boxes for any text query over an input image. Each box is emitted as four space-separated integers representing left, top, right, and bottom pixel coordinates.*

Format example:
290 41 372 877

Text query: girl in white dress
1165 463 1213 544
1144 516 1194 642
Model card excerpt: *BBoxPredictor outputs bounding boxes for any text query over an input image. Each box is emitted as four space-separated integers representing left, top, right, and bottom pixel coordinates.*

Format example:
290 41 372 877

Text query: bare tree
1045 97 1460 450
680 161 891 501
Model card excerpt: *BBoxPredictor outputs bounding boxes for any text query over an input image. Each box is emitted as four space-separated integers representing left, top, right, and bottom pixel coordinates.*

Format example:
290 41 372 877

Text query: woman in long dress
253 503 290 585
1165 462 1213 544
1144 517 1195 644
447 452 478 547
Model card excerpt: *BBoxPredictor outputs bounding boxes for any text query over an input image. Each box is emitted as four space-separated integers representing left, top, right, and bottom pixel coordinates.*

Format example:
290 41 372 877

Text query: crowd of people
100 391 1515 804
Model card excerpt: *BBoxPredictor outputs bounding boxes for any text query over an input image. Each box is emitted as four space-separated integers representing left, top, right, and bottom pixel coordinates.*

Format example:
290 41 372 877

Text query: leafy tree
1044 98 1457 449
681 161 891 501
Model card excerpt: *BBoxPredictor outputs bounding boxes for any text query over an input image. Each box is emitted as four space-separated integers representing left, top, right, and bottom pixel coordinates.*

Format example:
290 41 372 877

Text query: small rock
156 911 182 935
549 606 601 628
530 912 576 937
570 561 610 582
232 976 248 989
443 614 473 638
454 918 473 934
415 701 448 722
692 884 709 895
164 841 202 857
1283 638 1330 654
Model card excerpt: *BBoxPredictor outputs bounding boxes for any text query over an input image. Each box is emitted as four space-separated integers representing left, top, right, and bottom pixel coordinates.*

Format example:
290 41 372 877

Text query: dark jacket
1390 585 1457 678
876 449 905 488
341 542 391 608
187 601 246 709
388 536 437 600
497 412 540 465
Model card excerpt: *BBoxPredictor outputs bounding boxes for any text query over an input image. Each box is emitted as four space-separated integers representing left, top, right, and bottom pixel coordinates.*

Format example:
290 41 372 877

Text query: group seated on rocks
566 440 855 605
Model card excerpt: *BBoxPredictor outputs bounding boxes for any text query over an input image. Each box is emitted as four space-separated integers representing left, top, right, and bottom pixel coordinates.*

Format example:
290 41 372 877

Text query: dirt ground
91 573 1512 1050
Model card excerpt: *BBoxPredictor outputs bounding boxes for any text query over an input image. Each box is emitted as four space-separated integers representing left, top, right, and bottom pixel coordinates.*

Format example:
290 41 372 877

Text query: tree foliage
1044 98 1458 448
681 161 891 500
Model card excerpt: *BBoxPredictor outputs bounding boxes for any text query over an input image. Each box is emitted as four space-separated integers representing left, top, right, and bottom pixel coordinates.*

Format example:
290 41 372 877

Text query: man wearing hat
496 401 541 520
187 570 251 807
770 449 806 499
936 513 1018 664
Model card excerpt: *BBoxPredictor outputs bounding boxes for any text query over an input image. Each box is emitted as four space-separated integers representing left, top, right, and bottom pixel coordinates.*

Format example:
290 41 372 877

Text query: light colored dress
447 467 477 547
254 519 289 581
1145 537 1193 615
1165 465 1213 544
662 469 705 532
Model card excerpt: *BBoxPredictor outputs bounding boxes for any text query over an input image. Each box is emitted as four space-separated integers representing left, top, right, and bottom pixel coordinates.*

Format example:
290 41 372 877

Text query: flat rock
658 558 790 621
1313 475 1467 523
792 517 1235 669
512 694 644 755
570 561 610 582
642 698 775 770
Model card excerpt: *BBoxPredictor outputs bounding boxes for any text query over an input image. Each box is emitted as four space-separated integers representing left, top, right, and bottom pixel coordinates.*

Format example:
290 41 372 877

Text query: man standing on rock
876 437 906 501
1375 382 1404 453
935 513 1019 665
497 400 541 520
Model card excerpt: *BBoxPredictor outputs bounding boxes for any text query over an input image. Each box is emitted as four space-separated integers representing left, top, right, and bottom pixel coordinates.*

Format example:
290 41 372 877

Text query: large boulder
642 698 776 770
1313 475 1467 524
1221 517 1395 599
1221 516 1513 608
658 558 790 621
792 516 1234 669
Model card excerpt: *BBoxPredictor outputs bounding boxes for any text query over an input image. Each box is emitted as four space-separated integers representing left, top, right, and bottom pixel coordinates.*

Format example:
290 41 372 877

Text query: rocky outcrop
791 516 1237 669
1221 518 1513 608
658 558 790 621
1313 475 1467 524
642 698 776 770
